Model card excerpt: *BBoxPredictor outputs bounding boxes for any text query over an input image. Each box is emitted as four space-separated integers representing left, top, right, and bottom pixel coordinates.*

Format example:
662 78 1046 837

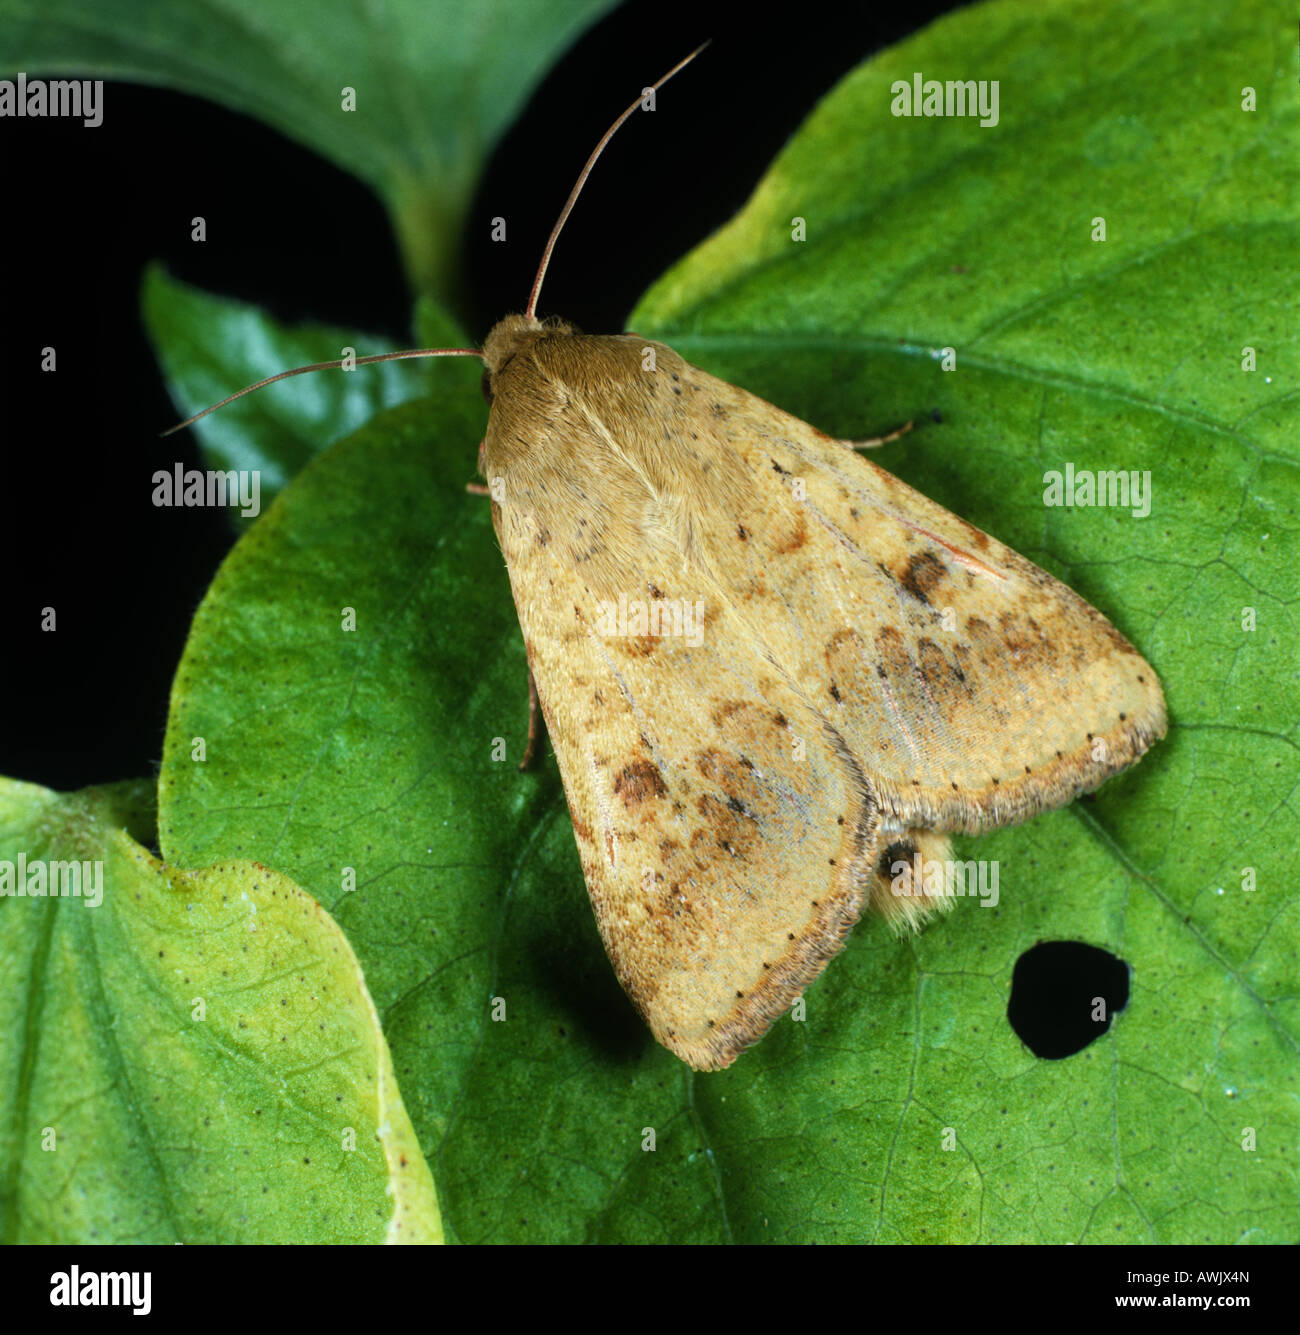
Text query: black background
0 0 961 792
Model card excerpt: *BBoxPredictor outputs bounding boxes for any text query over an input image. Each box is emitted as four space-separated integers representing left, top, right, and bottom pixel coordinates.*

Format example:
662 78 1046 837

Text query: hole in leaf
1007 941 1130 1059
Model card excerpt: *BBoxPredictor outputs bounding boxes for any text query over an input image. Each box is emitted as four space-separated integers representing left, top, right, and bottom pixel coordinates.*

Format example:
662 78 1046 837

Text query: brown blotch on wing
899 550 946 604
774 512 808 554
874 625 912 675
825 627 863 662
613 758 668 808
711 700 752 727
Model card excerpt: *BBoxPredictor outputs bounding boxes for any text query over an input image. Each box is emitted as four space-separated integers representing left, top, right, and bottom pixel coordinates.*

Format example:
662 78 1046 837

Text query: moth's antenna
525 40 711 320
163 43 708 435
160 346 482 436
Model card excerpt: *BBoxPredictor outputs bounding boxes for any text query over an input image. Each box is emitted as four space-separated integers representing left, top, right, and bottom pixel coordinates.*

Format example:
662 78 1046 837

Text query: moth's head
480 314 578 401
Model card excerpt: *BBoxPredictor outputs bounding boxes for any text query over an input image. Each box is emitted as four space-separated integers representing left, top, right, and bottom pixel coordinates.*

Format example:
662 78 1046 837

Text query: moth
173 46 1166 1072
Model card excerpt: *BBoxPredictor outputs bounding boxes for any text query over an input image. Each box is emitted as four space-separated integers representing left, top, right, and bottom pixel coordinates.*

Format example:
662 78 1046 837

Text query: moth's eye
480 369 494 405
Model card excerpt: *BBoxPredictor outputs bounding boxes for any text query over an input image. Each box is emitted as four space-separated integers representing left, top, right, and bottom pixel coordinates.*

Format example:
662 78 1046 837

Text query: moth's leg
868 826 956 933
461 470 540 769
518 671 541 772
467 440 491 494
841 419 914 451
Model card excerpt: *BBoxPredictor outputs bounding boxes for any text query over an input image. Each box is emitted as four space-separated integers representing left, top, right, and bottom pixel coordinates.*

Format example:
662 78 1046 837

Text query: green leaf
2 0 617 305
143 267 468 513
158 0 1298 1242
0 776 441 1243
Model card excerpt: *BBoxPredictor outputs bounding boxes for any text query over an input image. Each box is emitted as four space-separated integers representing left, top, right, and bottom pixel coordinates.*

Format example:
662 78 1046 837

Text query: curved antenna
164 44 709 435
160 346 481 436
525 40 710 319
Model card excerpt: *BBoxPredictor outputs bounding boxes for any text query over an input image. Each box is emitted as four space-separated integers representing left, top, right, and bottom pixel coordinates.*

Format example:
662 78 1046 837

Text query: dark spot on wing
614 759 667 808
899 550 945 605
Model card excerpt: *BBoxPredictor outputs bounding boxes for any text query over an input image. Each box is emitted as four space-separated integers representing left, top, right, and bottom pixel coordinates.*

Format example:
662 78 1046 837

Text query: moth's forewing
480 322 1165 1069
483 327 881 1070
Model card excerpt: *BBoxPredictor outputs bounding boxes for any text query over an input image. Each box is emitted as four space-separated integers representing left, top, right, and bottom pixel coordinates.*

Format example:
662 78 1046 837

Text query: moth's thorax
480 326 757 605
481 313 578 381
480 320 677 483
480 322 701 470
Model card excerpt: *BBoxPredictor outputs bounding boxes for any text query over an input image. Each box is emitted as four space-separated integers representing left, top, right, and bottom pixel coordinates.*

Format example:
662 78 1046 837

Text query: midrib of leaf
1071 801 1299 1056
1 896 57 1244
683 1066 735 1243
662 327 1288 453
353 0 451 176
73 889 185 1240
1078 792 1292 1240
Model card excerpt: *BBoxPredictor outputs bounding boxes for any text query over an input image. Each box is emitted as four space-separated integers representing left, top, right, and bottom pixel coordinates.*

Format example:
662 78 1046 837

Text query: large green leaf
0 0 616 304
157 0 1298 1242
0 777 440 1243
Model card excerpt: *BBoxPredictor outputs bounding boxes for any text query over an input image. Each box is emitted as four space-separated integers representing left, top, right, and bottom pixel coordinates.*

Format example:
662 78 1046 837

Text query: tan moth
172 46 1166 1072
